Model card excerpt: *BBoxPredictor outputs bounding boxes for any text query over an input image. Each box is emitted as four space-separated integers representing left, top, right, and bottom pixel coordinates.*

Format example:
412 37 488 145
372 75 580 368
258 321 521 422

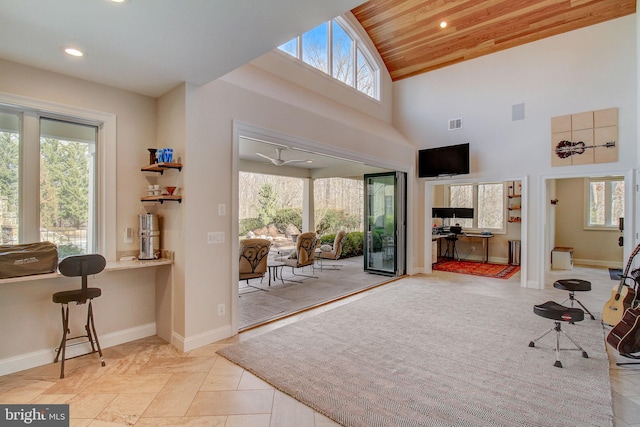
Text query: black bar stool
553 279 595 320
53 254 106 379
528 301 588 368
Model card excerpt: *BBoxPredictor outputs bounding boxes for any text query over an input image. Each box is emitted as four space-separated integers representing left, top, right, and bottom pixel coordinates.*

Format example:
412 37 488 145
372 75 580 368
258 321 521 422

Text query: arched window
278 17 379 100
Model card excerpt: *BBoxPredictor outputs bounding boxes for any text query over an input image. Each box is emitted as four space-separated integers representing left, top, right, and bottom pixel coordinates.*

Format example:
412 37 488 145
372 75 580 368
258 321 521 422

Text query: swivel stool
52 254 106 378
553 279 595 320
528 301 588 368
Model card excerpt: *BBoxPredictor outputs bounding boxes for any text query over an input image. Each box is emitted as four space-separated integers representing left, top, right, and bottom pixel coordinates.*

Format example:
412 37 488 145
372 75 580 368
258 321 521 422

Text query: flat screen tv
418 143 470 178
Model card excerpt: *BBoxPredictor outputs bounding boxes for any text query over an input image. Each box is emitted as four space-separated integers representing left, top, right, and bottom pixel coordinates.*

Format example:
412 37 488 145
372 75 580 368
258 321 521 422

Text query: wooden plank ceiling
352 0 636 81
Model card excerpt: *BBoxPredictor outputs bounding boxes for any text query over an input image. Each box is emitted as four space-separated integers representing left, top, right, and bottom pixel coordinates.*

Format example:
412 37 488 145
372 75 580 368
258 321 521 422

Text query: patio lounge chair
278 231 318 281
316 230 346 270
239 239 272 288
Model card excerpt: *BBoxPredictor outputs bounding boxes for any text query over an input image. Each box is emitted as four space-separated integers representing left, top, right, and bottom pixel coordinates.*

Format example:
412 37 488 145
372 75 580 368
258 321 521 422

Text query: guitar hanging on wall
555 140 615 159
602 243 640 326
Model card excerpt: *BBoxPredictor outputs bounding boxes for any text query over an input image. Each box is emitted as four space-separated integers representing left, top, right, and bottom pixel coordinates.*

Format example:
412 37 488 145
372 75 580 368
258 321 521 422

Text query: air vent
448 117 462 131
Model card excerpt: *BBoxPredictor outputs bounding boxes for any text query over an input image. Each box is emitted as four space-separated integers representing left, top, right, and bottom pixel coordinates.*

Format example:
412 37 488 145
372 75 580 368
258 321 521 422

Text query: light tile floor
0 266 638 426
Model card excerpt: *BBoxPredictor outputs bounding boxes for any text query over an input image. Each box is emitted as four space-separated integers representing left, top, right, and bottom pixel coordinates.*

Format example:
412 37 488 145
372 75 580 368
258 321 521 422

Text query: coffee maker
139 213 160 259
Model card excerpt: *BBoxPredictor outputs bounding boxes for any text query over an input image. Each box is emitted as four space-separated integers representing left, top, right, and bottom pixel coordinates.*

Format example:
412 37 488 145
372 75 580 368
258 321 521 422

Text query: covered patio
237 135 398 329
238 254 392 329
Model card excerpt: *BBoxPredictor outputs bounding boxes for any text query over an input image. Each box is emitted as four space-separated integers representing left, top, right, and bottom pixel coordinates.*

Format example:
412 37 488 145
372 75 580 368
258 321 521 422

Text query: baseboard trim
0 323 156 376
172 325 234 352
574 259 623 269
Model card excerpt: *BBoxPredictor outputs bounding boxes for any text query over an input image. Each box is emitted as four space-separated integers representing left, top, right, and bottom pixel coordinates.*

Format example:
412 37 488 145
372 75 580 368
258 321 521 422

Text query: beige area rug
219 279 613 426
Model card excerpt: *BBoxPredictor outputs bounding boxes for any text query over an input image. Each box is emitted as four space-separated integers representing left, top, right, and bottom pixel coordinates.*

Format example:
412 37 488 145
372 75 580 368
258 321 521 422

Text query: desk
431 235 447 263
463 233 494 263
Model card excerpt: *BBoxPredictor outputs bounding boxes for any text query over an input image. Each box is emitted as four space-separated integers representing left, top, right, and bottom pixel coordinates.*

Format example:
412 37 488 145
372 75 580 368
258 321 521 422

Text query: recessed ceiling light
440 21 448 29
64 48 84 57
109 0 128 3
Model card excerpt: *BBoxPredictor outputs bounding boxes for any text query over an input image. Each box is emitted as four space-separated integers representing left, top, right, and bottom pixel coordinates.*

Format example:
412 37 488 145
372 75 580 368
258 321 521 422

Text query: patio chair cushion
279 232 316 268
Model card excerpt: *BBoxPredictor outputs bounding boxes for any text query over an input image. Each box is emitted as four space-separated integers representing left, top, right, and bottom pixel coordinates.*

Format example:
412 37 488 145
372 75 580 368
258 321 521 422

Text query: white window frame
277 16 380 100
445 182 507 234
0 92 116 260
584 176 624 230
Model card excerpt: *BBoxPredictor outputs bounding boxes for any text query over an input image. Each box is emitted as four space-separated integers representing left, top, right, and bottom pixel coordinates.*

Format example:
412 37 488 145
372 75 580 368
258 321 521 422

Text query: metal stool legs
444 237 459 260
560 292 596 320
54 300 105 379
528 320 588 368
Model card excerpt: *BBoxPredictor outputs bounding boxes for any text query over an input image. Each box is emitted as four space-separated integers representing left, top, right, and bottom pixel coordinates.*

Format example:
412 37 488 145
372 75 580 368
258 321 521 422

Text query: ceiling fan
256 148 311 166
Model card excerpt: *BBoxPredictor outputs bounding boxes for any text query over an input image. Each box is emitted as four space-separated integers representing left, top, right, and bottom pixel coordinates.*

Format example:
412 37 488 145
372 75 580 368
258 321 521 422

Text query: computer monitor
432 207 454 218
432 207 474 219
452 208 474 219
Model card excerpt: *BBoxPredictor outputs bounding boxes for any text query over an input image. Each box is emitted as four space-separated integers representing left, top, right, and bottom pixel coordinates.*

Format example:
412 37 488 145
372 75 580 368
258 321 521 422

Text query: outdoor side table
267 261 285 286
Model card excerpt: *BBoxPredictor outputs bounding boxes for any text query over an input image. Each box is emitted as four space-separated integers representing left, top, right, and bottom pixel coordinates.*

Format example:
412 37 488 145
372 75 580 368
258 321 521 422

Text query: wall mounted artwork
551 108 618 166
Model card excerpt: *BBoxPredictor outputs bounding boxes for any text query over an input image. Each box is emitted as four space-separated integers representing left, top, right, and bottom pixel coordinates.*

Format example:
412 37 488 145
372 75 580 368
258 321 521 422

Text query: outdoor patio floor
238 255 392 329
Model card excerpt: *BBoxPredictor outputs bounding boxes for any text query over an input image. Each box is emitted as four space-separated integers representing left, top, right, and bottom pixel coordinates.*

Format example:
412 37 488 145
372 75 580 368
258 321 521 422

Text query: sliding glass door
364 172 406 276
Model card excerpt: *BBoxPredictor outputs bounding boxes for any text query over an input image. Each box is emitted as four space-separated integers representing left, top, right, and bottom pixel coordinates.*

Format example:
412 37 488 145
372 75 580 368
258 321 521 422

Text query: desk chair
53 254 106 379
443 225 462 261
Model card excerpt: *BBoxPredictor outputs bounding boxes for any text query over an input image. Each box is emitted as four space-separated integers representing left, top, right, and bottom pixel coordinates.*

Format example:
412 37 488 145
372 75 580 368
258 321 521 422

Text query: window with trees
585 177 624 229
0 108 98 257
278 17 378 100
238 172 364 238
448 182 505 232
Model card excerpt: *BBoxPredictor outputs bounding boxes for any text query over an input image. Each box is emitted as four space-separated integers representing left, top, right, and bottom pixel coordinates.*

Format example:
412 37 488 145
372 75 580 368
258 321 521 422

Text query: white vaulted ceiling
1 1 635 98
0 0 364 97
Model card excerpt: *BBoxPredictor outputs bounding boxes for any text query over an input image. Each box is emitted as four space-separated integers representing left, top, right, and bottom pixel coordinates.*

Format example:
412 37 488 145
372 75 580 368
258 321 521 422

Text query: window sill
583 226 620 232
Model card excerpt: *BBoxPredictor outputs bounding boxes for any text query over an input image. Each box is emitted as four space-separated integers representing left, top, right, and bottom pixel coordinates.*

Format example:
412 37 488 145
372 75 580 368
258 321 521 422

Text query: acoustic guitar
606 306 640 355
602 243 640 326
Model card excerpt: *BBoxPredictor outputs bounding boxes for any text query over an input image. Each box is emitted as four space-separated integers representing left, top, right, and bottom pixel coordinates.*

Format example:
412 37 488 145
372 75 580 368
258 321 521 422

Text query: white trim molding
0 91 117 261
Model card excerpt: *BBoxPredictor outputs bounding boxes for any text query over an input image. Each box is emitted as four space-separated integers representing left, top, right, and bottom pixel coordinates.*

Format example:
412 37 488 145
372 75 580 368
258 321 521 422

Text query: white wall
249 13 393 125
0 20 417 363
394 16 637 287
0 59 158 258
0 59 166 373
0 268 159 375
174 61 416 348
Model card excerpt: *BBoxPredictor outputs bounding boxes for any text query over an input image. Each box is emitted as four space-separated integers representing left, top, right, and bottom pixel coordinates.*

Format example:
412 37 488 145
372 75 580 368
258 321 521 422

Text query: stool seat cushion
52 287 101 304
553 279 591 292
533 301 584 323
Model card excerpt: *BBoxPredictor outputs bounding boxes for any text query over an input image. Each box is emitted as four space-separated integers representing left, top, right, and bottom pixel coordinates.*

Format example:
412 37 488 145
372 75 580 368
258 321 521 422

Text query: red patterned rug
433 259 520 279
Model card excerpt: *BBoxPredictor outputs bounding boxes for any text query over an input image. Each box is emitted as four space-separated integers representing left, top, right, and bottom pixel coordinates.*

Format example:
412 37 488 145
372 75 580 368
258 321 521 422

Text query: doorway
233 122 412 329
543 174 627 274
424 176 528 288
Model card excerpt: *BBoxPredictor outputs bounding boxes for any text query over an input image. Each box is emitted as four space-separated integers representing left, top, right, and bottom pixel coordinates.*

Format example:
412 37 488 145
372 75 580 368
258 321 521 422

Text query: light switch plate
207 231 224 244
124 227 133 243
218 204 226 216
